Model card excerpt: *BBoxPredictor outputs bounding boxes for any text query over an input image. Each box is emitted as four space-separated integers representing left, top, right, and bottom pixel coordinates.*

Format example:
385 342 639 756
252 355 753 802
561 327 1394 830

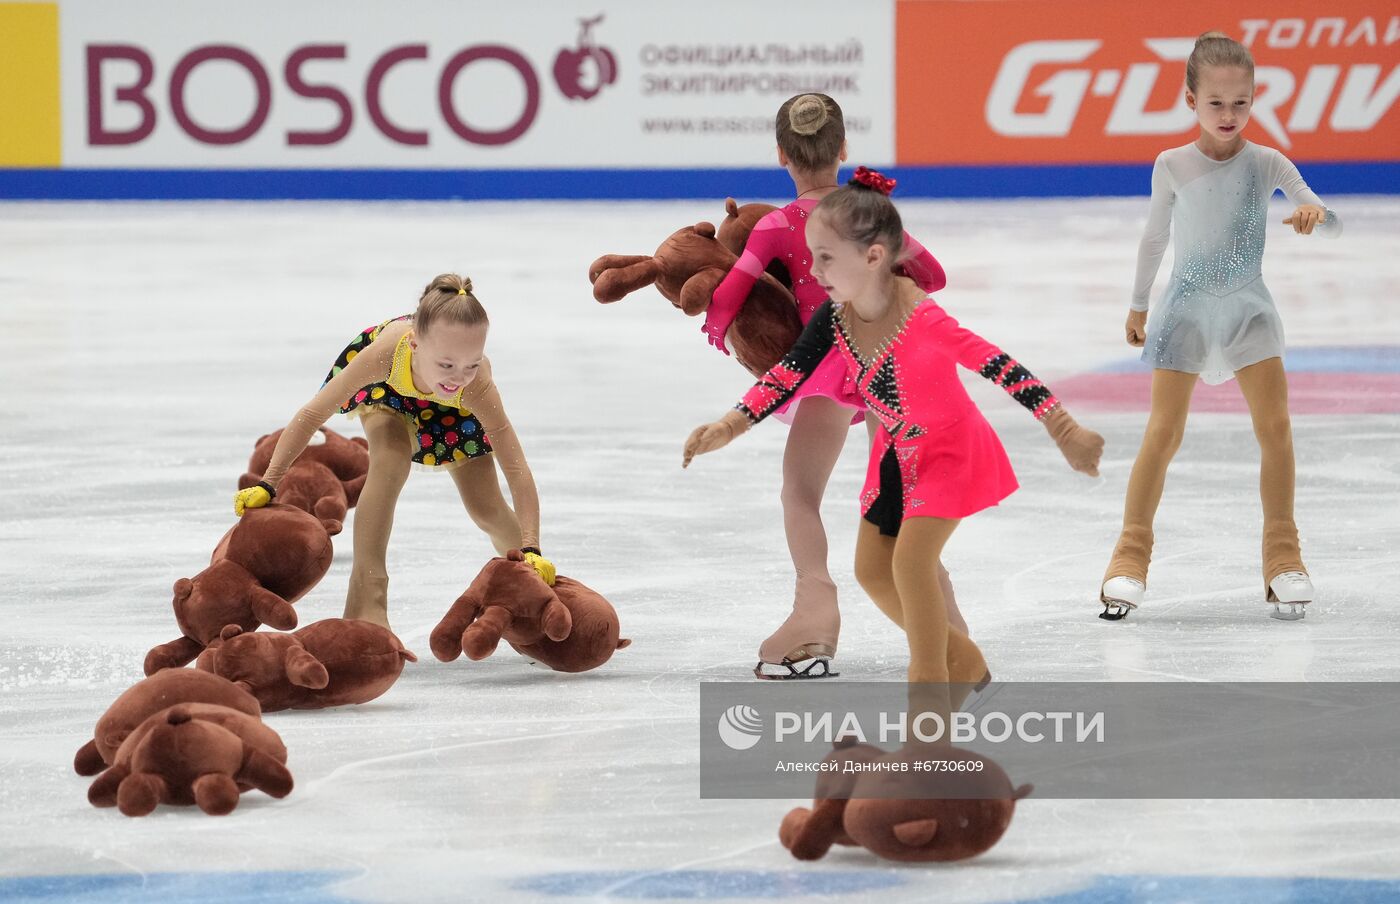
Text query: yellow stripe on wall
0 2 61 167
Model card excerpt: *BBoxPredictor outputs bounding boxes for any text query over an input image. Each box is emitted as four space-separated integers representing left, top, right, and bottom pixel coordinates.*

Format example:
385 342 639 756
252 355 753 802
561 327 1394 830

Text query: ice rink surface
2 195 1398 903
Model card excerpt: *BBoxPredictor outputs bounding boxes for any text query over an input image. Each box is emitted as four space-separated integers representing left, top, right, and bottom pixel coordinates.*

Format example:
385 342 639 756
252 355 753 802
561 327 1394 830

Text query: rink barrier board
7 869 1400 901
0 162 1395 200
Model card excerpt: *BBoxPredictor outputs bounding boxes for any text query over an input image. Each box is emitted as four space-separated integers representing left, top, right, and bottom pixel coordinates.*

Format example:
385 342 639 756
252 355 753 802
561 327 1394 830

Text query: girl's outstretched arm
462 359 541 551
684 299 839 467
235 331 396 515
929 305 1103 476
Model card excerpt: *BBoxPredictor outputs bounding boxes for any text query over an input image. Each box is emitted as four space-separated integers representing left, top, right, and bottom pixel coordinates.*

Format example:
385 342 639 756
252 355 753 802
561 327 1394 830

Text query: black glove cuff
256 480 277 499
521 546 542 557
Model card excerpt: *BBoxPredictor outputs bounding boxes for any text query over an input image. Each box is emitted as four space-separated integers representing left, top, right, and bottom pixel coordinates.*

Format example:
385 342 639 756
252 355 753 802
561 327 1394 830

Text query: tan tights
854 518 987 724
1105 358 1305 592
345 412 522 628
761 399 968 664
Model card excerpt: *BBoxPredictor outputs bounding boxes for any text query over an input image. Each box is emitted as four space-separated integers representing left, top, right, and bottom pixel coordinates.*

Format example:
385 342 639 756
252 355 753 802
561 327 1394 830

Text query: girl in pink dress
702 93 950 679
685 173 1103 699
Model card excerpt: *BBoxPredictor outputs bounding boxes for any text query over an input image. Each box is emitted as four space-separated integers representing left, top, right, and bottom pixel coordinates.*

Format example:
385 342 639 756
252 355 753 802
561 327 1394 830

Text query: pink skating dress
736 299 1060 534
710 199 947 424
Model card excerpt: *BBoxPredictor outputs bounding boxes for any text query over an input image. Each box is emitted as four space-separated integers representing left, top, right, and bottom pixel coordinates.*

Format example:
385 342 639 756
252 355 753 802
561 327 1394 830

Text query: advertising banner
896 0 1400 165
48 0 892 168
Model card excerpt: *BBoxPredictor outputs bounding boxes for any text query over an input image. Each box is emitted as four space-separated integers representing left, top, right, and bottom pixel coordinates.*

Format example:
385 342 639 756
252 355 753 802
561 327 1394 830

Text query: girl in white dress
1100 32 1341 621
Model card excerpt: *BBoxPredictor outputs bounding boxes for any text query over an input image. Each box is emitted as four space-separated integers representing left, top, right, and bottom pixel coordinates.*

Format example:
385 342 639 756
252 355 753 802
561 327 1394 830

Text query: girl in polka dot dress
702 93 952 679
233 273 554 630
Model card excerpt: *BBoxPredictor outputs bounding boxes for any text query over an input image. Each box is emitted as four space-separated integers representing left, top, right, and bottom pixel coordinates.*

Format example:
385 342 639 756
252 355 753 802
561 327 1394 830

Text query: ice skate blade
1098 595 1137 621
753 658 838 680
1266 581 1310 620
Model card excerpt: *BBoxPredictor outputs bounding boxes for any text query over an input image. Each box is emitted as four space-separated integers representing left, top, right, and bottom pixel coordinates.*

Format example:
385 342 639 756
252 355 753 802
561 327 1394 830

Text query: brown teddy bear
73 668 262 776
195 619 417 712
778 736 885 860
86 703 292 817
841 746 1033 862
780 740 1032 863
431 550 629 673
144 504 336 676
587 202 802 378
508 574 631 673
239 427 370 535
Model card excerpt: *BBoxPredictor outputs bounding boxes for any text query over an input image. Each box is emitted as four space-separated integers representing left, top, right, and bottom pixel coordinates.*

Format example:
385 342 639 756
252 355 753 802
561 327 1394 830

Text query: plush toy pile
82 426 627 817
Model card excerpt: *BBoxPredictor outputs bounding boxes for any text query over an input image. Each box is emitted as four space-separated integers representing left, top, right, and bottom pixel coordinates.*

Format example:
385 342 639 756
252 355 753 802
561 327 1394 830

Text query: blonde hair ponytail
415 272 488 335
1186 31 1254 92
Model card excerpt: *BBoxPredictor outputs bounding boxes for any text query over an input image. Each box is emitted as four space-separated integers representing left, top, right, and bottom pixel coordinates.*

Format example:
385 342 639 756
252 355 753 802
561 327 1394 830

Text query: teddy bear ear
173 578 194 601
352 436 368 448
506 549 525 563
219 624 244 641
892 818 940 848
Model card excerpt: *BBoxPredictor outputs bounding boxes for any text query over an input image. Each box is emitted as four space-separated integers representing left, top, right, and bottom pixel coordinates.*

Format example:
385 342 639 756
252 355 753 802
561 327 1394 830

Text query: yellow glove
234 481 275 517
522 548 556 586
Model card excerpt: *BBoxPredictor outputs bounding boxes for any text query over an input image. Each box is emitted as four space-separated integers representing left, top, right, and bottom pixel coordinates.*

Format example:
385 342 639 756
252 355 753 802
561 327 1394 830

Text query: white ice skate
754 645 839 680
1099 577 1145 621
754 577 841 680
1268 572 1312 621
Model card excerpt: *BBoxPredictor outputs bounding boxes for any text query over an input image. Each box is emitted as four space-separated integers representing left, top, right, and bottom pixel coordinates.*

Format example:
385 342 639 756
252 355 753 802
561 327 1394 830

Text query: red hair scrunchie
851 166 897 195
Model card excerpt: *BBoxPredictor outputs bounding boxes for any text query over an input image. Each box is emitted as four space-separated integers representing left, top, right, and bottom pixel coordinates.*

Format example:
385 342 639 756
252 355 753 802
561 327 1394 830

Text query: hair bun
849 166 897 195
460 277 473 295
788 94 830 137
1195 30 1230 44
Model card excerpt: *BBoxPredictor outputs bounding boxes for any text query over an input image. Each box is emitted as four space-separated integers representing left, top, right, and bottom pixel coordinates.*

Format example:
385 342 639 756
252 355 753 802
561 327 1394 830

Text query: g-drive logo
988 25 1400 149
717 706 1105 749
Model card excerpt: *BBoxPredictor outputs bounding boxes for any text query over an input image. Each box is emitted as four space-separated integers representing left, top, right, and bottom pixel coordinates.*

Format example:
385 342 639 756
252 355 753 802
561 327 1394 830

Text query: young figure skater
703 93 955 679
685 173 1103 706
234 273 555 630
1099 32 1342 621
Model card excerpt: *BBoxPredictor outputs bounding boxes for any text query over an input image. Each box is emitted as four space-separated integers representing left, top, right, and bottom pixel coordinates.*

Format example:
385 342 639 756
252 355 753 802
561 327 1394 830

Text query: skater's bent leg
449 454 523 555
345 413 414 629
854 520 902 628
758 397 852 663
939 561 969 636
1236 357 1305 586
853 525 966 635
1105 368 1198 585
891 517 955 688
858 518 984 713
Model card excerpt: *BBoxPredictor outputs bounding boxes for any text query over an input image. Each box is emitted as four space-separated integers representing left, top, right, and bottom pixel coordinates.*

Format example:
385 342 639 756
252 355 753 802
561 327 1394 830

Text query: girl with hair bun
1099 31 1342 622
703 93 951 680
234 273 554 630
686 174 1103 698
